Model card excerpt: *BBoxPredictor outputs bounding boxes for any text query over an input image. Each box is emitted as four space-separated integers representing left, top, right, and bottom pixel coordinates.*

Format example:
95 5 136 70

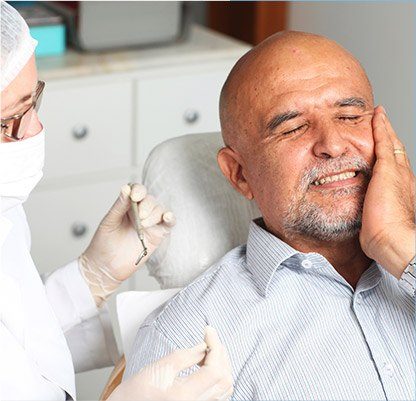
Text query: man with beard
125 31 415 400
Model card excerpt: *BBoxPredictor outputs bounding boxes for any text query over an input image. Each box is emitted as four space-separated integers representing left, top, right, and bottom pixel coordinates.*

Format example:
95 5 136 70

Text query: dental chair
100 132 260 400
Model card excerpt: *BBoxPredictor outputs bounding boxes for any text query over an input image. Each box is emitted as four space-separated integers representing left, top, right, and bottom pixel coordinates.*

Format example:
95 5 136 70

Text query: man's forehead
258 55 364 87
234 70 370 116
267 78 370 106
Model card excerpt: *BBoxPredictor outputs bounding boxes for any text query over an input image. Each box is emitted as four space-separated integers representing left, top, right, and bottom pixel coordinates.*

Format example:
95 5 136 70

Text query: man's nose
312 120 349 159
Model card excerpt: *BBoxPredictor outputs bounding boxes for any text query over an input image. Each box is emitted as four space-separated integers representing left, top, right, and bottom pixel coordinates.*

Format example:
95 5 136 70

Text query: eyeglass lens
2 81 44 141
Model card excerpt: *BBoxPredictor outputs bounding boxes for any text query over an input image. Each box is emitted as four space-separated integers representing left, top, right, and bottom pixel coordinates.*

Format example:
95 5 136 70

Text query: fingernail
131 193 141 202
380 105 387 115
163 211 174 223
204 325 219 341
131 187 147 202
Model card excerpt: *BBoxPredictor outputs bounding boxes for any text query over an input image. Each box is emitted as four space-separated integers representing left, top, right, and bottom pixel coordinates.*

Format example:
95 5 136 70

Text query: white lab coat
0 204 119 400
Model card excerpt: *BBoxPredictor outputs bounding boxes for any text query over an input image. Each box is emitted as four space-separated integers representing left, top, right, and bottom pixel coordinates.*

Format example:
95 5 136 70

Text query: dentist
0 2 233 400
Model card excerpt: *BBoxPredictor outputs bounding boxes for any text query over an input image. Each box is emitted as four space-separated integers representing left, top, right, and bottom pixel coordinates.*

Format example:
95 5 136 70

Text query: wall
288 1 415 166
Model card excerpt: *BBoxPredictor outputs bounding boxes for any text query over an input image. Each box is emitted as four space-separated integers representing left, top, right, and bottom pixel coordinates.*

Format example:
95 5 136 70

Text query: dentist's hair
1 0 37 91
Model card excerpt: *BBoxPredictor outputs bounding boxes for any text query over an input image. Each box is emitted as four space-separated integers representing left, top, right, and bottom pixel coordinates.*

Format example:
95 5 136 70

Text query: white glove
108 326 234 401
79 183 175 307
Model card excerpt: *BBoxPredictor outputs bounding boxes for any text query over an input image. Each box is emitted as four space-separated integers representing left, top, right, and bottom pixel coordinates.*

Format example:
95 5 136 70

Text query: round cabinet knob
183 109 200 124
72 125 89 140
71 222 88 238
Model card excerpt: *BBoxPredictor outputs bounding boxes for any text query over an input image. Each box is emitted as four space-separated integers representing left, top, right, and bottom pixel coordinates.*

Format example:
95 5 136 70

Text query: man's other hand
360 106 415 278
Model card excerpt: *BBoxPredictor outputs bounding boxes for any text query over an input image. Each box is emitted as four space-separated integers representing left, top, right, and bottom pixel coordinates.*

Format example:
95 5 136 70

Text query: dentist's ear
217 146 254 200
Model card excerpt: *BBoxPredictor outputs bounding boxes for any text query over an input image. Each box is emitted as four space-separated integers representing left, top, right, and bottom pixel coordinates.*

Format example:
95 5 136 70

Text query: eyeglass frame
1 80 45 141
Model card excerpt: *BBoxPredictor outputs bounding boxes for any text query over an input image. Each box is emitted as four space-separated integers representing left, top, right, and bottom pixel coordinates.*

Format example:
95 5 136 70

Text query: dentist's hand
360 106 415 278
107 326 234 401
79 184 175 306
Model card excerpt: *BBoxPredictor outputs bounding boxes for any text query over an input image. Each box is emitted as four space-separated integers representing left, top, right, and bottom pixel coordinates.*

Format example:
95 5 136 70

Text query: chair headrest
143 132 260 289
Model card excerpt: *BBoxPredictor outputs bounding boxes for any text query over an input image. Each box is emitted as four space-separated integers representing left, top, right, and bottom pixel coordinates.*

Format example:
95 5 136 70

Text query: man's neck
265 222 372 289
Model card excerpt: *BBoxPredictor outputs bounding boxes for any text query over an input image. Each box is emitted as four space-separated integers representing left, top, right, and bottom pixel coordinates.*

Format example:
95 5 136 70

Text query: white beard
283 185 365 241
281 156 371 242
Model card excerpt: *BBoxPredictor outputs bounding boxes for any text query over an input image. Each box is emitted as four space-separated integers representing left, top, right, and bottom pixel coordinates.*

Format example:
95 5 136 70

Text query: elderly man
125 31 415 400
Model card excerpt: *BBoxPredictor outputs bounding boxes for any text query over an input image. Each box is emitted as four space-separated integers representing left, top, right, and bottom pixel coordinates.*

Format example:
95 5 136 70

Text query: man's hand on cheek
359 106 415 278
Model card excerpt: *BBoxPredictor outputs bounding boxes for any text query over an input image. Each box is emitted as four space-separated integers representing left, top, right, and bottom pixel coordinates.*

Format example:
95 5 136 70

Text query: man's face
233 49 375 242
1 55 42 143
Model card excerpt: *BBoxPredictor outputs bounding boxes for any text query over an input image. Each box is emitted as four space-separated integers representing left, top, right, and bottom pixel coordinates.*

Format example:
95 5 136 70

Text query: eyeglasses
1 81 45 141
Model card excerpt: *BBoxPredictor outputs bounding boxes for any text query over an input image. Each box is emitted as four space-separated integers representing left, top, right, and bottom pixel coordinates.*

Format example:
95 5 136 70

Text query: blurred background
7 1 414 399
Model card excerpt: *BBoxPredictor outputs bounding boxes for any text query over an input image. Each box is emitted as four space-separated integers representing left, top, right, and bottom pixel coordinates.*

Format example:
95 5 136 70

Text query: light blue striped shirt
126 219 415 400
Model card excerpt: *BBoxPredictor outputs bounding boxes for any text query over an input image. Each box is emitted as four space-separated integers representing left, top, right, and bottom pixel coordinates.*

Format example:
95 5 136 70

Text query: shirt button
301 259 313 269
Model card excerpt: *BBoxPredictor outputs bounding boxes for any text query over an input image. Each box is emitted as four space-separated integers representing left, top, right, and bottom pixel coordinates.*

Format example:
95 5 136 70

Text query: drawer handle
71 222 88 238
183 109 200 124
72 125 89 140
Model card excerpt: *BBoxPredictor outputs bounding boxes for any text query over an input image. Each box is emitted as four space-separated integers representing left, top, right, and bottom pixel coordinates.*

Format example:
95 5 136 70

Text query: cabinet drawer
25 179 127 274
135 69 228 164
38 81 132 180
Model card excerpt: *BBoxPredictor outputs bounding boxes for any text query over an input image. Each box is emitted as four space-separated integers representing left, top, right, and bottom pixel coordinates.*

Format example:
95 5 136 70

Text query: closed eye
283 124 307 136
339 116 361 121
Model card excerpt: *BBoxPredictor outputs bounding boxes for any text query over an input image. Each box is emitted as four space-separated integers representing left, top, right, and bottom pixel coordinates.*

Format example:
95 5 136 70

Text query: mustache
299 156 373 189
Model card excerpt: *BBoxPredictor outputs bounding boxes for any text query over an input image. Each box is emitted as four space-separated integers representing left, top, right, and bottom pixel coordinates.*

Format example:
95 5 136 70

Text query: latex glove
79 183 175 307
108 326 234 401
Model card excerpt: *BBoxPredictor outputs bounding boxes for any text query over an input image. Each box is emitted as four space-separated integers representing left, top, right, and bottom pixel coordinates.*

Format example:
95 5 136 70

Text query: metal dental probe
130 189 148 266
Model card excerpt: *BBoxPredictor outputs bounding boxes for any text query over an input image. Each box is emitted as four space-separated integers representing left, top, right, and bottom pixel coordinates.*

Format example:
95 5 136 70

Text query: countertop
37 25 251 81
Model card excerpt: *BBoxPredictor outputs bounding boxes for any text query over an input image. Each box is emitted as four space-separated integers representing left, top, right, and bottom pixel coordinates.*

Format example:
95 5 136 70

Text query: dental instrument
130 195 148 266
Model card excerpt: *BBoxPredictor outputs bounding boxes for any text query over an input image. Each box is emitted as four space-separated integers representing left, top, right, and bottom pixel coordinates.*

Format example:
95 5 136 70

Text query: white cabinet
25 179 125 274
135 64 233 163
39 81 133 179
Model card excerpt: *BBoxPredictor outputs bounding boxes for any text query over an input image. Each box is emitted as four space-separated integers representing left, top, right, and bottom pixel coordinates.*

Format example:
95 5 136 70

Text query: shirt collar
246 218 299 296
356 261 383 294
245 218 384 297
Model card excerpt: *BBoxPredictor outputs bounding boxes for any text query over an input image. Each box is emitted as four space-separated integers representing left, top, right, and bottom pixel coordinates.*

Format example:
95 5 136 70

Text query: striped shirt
125 218 415 400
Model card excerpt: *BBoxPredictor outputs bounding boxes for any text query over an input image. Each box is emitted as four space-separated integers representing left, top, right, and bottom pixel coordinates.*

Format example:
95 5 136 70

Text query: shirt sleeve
124 323 178 380
43 259 119 373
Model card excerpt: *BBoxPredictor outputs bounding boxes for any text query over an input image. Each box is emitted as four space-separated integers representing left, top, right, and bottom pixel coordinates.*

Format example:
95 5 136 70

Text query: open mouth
311 170 360 187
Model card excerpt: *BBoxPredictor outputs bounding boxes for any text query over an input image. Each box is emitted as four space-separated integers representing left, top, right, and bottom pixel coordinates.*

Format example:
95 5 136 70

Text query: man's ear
217 146 254 200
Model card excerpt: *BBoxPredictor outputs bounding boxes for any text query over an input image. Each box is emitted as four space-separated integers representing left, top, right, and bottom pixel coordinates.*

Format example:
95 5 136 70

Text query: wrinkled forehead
235 53 372 114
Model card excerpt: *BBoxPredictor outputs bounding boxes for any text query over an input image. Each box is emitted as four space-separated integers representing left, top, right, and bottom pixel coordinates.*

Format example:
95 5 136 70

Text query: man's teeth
313 171 357 186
